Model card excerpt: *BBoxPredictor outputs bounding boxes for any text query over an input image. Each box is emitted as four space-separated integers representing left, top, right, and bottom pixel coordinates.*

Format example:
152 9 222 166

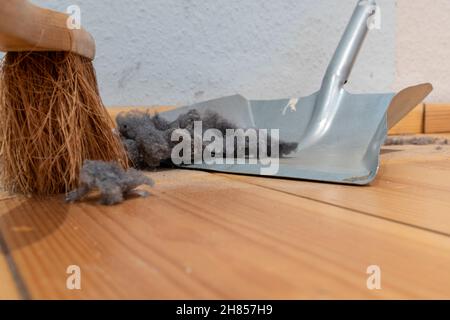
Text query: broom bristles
0 51 128 195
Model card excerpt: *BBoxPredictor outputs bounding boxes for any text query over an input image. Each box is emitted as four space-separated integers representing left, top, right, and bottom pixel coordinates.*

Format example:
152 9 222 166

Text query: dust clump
116 109 299 168
66 160 154 205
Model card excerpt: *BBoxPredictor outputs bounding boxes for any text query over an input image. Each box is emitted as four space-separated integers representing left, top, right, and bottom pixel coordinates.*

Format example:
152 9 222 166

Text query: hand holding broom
0 0 128 195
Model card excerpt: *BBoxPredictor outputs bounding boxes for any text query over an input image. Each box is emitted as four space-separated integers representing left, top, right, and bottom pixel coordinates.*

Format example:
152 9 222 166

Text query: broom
0 0 128 195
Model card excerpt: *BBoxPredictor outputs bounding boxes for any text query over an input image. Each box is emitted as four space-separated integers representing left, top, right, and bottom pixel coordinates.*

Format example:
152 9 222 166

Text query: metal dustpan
161 0 432 185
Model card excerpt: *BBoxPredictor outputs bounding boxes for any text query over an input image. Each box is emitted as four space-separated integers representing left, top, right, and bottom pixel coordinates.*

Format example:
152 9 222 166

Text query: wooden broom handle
0 0 95 60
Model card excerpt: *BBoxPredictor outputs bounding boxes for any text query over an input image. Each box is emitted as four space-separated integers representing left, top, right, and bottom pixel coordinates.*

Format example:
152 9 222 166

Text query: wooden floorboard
0 237 20 299
220 143 450 236
1 158 450 298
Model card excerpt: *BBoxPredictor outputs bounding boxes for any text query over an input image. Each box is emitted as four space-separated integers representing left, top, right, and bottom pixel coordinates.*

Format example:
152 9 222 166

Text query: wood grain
388 104 424 135
0 192 20 299
220 142 450 236
1 146 450 298
424 104 450 133
0 0 95 59
0 247 20 299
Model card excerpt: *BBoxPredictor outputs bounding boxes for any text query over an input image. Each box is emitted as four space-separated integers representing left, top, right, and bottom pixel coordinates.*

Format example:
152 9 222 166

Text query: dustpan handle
323 0 378 87
298 0 379 149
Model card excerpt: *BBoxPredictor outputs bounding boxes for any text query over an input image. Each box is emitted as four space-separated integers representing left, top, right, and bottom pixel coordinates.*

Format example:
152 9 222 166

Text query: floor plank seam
0 232 32 300
216 173 450 239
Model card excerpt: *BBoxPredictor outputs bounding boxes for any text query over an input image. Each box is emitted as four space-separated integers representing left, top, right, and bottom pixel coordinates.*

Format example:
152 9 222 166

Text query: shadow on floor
0 196 69 251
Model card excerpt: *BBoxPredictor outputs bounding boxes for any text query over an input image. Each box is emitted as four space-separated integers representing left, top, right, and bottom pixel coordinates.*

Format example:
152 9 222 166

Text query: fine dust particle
384 136 449 146
12 226 34 233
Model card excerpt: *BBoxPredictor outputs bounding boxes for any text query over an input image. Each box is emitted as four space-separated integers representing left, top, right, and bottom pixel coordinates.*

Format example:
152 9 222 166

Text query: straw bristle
0 51 128 195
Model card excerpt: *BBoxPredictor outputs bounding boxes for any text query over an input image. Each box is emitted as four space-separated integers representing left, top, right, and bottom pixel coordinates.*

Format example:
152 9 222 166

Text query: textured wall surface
395 0 450 103
27 0 396 106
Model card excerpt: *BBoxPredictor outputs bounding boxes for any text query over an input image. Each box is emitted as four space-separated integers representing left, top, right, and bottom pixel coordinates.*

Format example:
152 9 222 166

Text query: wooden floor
1 138 450 299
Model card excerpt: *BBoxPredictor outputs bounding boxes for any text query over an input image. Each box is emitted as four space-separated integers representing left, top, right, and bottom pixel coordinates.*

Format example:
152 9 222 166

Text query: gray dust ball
66 160 154 205
116 110 172 168
385 136 449 146
116 109 299 169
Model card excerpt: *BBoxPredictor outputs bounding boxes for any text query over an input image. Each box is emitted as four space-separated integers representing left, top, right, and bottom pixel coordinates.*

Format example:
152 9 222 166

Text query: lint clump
116 109 299 169
66 160 154 205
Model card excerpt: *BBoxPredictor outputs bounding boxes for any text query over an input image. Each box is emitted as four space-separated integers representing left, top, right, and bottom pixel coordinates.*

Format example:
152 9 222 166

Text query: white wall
25 0 395 106
395 0 450 103
17 1 450 105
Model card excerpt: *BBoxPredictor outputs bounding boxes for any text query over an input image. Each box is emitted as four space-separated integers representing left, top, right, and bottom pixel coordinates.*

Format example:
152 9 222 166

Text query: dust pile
69 109 298 205
116 109 299 169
